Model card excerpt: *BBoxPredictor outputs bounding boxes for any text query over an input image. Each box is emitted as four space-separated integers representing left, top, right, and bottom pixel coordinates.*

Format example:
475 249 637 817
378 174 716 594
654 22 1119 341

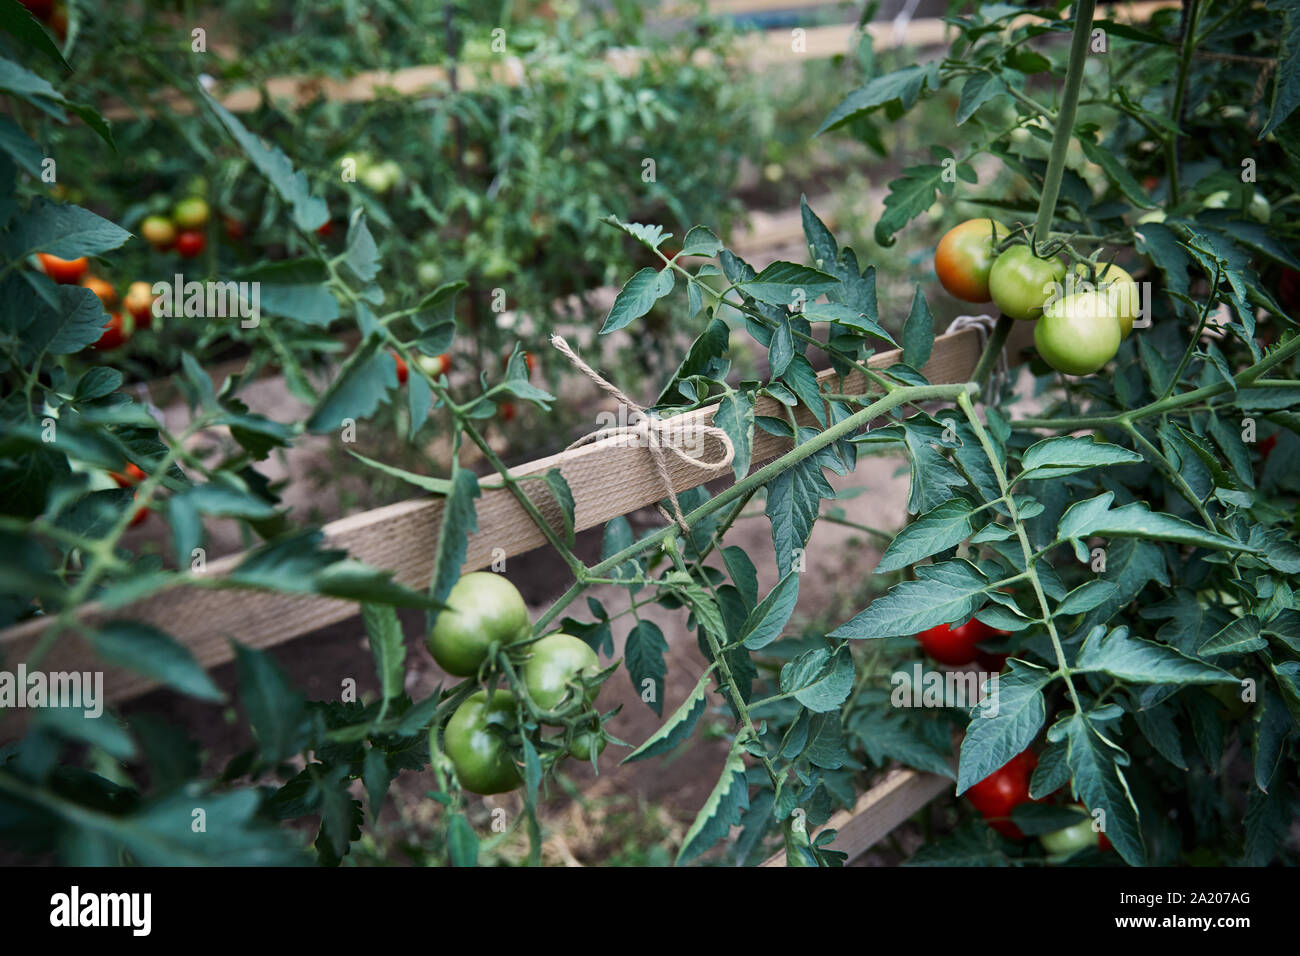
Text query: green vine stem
957 391 1084 713
1034 0 1097 247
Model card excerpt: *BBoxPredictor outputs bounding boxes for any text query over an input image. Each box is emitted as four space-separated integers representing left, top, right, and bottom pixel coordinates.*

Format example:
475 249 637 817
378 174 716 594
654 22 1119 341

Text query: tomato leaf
956 660 1051 795
622 667 713 763
675 734 750 866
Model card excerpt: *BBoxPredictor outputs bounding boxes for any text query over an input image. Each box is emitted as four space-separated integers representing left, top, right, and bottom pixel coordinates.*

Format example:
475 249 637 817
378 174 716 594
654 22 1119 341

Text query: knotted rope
944 313 1007 404
549 334 735 533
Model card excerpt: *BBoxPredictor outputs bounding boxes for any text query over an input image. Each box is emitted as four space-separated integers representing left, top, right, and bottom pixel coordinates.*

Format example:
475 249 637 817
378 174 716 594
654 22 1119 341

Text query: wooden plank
761 768 952 866
1 322 1034 705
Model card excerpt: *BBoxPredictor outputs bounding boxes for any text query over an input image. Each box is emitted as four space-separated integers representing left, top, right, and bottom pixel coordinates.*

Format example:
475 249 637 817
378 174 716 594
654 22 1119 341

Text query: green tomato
1074 262 1139 338
1035 291 1122 376
443 690 521 795
1202 190 1230 209
427 572 531 676
989 245 1066 321
173 196 210 230
522 633 600 712
1039 808 1100 856
569 730 606 763
1248 192 1271 223
361 164 391 193
416 260 442 287
1136 209 1166 225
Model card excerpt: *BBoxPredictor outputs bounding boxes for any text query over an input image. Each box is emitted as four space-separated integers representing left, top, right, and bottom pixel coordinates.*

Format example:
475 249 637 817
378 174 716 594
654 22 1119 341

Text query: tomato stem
1032 0 1098 247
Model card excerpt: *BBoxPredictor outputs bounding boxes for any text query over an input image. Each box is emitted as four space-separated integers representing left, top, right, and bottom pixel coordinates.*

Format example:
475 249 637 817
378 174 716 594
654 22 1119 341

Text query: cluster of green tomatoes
427 573 613 794
934 219 1139 375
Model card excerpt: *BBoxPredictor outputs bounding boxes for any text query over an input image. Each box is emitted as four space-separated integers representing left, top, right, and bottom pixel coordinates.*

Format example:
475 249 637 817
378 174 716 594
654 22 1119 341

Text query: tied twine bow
549 334 735 533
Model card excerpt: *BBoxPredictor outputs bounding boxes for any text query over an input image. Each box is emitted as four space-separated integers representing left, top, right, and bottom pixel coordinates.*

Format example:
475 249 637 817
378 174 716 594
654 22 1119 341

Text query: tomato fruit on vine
140 215 176 249
1035 291 1122 376
37 253 88 284
391 351 408 385
416 261 442 287
916 619 995 666
173 197 210 230
988 245 1065 321
176 231 206 259
569 729 605 762
110 463 146 487
443 690 521 795
523 633 600 712
1075 262 1139 338
965 749 1036 838
417 353 451 377
934 218 1008 302
80 276 116 307
92 312 129 351
1040 806 1100 856
19 0 54 19
223 217 246 241
426 572 531 676
123 281 155 327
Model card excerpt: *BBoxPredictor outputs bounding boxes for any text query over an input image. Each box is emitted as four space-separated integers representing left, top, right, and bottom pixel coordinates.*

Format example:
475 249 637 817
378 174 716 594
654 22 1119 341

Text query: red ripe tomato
1259 434 1278 460
175 231 206 258
1098 831 1113 852
965 749 1037 839
500 401 517 422
128 497 149 527
38 253 89 284
391 351 408 385
316 220 334 238
934 219 1009 303
92 313 129 351
20 0 55 19
503 349 536 376
916 619 994 666
223 217 247 241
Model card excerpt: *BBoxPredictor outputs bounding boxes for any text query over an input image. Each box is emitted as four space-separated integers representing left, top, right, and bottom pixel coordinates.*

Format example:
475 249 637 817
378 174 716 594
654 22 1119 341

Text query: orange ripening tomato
110 463 147 487
934 219 1009 303
81 276 117 307
123 281 156 328
503 349 536 376
38 253 89 284
391 351 408 385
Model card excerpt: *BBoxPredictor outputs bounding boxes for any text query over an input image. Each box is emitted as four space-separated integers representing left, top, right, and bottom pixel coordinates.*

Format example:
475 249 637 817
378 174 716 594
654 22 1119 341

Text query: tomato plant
1 0 1298 873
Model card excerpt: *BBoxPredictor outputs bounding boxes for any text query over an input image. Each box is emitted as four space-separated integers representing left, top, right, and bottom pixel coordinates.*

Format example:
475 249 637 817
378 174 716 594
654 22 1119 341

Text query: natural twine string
945 314 1007 404
549 333 735 533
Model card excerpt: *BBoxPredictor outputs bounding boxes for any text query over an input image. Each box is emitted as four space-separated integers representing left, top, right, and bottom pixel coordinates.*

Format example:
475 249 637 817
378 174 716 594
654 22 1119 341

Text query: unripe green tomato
416 260 442 286
427 572 531 676
1035 291 1122 376
173 196 210 230
1248 192 1271 223
361 164 391 193
1136 209 1166 225
378 159 404 189
483 253 513 279
1074 262 1139 338
1040 808 1100 856
1202 190 1230 209
988 245 1066 321
443 690 521 795
522 633 600 712
569 730 606 762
